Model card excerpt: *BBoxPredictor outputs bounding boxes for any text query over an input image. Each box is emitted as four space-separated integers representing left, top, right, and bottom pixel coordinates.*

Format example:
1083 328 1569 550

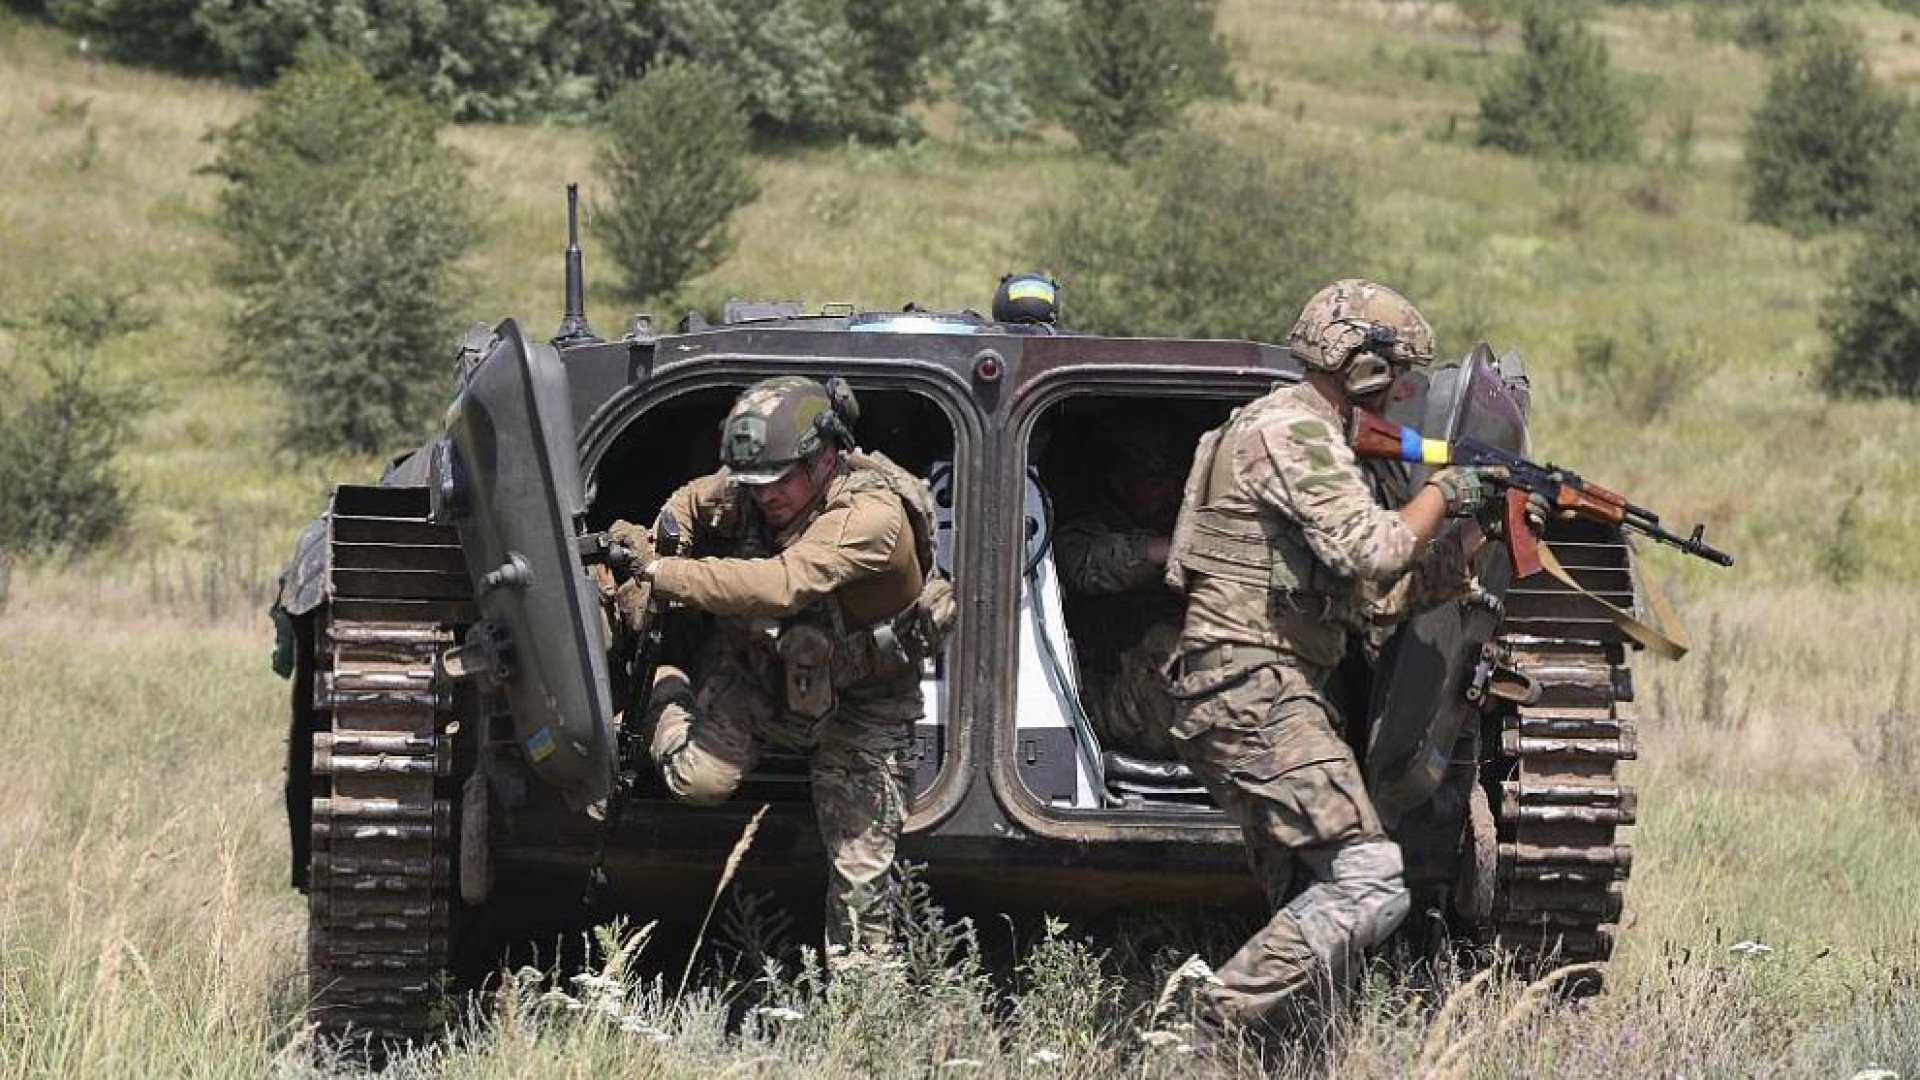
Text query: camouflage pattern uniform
1054 499 1181 760
634 384 939 953
1166 376 1473 1036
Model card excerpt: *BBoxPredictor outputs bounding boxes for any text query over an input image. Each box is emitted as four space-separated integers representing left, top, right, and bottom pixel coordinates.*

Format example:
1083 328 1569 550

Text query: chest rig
1165 392 1364 626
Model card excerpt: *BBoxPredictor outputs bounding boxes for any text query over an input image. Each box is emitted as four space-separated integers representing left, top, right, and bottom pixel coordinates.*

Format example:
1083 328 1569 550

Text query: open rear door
1365 346 1529 823
432 319 615 810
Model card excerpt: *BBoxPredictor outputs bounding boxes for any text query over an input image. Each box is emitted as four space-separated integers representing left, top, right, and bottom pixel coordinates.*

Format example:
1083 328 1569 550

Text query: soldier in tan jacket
1164 281 1507 1048
608 376 952 955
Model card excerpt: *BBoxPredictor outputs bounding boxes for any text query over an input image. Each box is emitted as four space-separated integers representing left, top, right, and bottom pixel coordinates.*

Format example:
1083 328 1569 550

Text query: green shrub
656 0 959 140
1052 0 1232 159
209 46 474 454
46 0 218 74
1026 128 1361 339
40 0 1016 134
937 0 1069 143
1476 6 1636 162
595 63 758 304
1821 121 1920 398
50 0 561 119
1744 20 1903 235
0 354 151 553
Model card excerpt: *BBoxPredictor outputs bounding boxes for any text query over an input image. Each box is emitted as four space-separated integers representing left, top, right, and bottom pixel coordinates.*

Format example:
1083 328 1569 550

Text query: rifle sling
1537 541 1691 662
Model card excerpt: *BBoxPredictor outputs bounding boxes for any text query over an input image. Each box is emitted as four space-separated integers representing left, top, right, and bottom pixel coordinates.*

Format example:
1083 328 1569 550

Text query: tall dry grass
1 563 1915 1079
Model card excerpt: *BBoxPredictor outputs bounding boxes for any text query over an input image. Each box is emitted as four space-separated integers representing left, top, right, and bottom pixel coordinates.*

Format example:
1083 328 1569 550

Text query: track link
1485 520 1641 975
307 487 472 1049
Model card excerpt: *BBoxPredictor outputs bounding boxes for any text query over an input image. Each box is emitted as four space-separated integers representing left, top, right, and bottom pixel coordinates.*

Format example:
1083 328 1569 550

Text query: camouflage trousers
1166 657 1410 1041
1084 622 1180 760
647 647 920 955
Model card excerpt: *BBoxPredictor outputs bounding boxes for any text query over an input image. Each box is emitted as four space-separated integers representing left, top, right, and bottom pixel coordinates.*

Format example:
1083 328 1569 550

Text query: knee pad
659 741 742 807
1327 838 1410 950
1285 838 1410 979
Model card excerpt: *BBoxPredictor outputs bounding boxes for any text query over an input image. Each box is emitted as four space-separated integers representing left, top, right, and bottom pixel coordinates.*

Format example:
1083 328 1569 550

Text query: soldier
1163 280 1505 1047
1053 420 1186 760
606 376 953 956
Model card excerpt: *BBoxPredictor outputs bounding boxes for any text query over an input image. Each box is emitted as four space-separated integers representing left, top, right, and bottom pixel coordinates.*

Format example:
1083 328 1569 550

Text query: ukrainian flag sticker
526 726 555 763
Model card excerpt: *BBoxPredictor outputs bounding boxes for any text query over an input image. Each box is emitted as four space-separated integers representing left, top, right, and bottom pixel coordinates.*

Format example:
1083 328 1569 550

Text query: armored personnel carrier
273 207 1661 1046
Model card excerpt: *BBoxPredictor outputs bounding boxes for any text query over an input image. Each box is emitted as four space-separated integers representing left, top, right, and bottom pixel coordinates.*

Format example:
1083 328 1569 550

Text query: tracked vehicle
273 204 1668 1046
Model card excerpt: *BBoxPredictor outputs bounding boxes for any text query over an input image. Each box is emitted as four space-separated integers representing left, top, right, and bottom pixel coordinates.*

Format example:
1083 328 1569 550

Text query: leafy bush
937 0 1069 143
0 354 151 553
647 0 961 140
1476 6 1636 162
50 0 561 119
1821 121 1920 398
38 0 1040 136
1026 128 1360 339
1744 20 1903 235
596 63 758 304
209 46 474 454
1052 0 1232 159
46 0 218 74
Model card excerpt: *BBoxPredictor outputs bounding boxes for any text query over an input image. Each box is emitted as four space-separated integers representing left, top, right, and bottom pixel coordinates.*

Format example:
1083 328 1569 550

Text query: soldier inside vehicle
1023 395 1238 810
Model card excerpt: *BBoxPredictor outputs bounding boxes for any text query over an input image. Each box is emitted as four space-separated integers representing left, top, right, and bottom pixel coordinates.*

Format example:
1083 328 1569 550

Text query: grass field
3 1 1919 1077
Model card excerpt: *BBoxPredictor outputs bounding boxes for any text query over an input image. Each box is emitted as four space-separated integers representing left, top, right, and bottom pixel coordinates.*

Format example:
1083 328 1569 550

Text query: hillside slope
1 4 1917 591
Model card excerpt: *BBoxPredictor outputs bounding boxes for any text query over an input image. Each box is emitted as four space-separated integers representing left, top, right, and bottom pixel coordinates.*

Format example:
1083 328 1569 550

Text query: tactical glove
606 518 658 574
1426 466 1508 518
1478 488 1554 538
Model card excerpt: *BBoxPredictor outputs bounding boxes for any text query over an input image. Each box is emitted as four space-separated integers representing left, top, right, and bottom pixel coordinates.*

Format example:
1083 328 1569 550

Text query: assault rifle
1351 410 1735 578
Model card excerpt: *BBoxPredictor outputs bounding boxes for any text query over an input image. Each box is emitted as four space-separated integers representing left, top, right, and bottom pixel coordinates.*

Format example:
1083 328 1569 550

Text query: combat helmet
1287 279 1434 396
718 375 859 485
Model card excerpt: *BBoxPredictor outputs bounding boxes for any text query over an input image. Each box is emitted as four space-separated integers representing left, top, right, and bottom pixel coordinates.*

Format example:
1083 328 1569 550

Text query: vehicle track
306 486 470 1049
1486 520 1640 983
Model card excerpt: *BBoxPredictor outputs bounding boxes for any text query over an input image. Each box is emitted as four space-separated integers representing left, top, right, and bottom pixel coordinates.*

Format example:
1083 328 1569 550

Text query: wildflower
940 1060 984 1071
1140 1030 1182 1049
1728 941 1774 958
1026 1049 1064 1066
752 1005 806 1022
619 1016 662 1038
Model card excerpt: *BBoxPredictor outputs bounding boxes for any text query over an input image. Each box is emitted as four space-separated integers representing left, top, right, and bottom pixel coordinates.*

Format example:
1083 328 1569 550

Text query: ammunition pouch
777 622 836 720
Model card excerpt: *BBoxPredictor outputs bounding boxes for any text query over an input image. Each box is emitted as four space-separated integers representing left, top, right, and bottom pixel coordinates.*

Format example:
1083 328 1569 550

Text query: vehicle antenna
554 182 599 346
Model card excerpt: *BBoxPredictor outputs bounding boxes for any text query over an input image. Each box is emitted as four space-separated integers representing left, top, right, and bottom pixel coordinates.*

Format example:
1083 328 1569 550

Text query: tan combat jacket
1174 381 1473 671
649 456 921 632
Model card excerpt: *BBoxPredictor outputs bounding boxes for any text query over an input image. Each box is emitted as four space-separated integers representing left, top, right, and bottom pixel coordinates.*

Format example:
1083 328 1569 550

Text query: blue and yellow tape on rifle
1398 428 1452 466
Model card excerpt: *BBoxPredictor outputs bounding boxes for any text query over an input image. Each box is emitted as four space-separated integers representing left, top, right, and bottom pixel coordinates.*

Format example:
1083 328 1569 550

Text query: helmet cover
719 376 839 485
1287 279 1435 394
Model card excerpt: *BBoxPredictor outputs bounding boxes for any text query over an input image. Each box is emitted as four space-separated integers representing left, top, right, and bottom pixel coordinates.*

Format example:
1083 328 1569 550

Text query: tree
1052 0 1232 159
1821 121 1920 398
1025 128 1361 340
1745 20 1904 235
655 0 962 140
595 63 758 303
1477 6 1636 162
0 354 151 553
210 46 475 454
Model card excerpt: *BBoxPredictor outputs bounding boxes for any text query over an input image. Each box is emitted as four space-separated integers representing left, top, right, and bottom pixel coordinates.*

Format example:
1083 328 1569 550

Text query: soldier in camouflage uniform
1054 423 1186 760
607 376 952 954
1163 280 1501 1045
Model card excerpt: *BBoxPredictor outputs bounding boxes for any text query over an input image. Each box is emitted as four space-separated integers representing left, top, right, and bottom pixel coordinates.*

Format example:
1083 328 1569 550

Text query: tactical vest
822 451 935 629
1165 405 1353 611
